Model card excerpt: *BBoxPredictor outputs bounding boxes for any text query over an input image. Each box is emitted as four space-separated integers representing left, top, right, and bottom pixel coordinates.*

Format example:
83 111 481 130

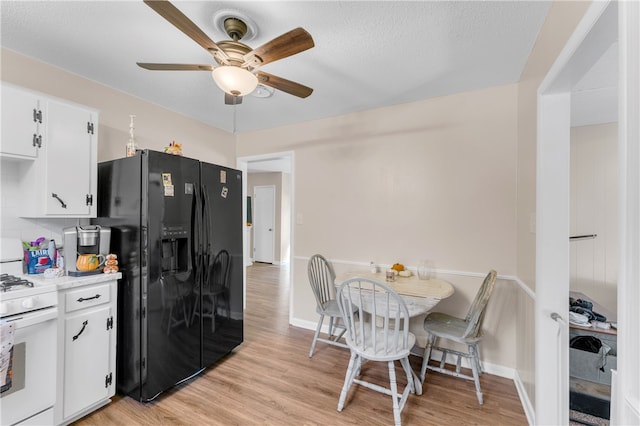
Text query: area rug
570 409 609 426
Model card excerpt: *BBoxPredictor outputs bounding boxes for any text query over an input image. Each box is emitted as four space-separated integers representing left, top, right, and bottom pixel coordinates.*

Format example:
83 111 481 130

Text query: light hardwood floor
74 263 527 425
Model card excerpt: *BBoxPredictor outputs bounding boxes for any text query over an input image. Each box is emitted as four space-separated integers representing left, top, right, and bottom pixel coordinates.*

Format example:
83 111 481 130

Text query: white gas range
1 239 58 426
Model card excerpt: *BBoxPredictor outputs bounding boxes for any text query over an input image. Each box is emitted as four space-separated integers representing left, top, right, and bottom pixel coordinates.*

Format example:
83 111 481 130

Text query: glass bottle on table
417 259 433 280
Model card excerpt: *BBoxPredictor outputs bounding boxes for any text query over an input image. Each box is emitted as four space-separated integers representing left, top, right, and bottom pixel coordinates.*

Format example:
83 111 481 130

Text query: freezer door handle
192 184 203 286
141 273 148 298
202 184 213 256
141 225 148 269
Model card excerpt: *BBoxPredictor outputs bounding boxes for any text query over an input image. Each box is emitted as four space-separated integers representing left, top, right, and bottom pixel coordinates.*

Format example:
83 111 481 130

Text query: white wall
238 83 520 370
570 123 618 314
515 1 591 415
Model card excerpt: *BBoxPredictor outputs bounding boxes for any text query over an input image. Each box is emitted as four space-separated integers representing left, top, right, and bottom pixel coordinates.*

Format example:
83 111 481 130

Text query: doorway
536 1 640 425
237 151 295 323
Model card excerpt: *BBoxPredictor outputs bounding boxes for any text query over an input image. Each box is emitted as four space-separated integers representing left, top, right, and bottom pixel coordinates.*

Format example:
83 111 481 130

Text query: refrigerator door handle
193 184 200 257
141 225 148 269
201 185 214 289
192 183 203 285
199 185 208 278
202 184 213 256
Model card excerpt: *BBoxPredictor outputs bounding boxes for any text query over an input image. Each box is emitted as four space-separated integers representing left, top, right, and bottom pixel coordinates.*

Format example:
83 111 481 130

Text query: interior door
253 185 275 263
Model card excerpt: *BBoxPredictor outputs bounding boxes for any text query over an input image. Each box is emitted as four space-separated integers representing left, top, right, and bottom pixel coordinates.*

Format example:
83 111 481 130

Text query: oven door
1 308 57 426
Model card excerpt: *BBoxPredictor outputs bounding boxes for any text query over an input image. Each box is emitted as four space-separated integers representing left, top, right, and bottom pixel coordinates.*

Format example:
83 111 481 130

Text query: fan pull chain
233 103 237 134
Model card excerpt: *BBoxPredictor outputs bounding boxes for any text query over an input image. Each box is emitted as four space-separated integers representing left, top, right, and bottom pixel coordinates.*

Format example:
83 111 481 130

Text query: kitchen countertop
26 271 121 290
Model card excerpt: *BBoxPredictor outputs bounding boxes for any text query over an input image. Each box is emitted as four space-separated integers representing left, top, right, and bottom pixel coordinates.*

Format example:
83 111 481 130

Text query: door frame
253 184 276 264
237 151 295 321
536 1 640 424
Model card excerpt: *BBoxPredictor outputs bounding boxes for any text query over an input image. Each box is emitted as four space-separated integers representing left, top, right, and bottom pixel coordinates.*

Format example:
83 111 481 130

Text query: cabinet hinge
106 316 113 330
86 194 93 206
87 121 94 134
105 372 113 388
33 108 42 124
32 134 42 148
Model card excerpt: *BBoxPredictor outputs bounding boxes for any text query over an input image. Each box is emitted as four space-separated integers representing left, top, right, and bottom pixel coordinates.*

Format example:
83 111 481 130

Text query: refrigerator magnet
221 186 228 198
220 170 226 183
164 185 175 197
162 173 172 186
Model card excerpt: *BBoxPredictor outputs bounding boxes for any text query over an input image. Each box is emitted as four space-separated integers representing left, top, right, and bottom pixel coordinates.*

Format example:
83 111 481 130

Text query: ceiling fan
137 0 314 105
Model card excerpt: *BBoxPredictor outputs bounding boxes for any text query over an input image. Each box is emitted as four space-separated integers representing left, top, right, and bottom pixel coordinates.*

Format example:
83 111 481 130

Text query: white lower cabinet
55 279 117 425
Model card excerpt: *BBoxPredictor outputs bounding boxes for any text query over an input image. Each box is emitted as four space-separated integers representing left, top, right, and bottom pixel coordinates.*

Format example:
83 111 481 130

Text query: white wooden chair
419 269 497 404
336 277 421 426
307 254 350 356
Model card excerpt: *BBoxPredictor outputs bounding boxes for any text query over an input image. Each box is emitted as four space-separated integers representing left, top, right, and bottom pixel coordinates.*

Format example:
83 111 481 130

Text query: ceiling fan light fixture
212 66 258 96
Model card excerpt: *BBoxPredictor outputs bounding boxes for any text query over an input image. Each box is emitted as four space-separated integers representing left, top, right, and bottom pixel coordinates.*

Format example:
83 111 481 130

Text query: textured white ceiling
1 1 554 134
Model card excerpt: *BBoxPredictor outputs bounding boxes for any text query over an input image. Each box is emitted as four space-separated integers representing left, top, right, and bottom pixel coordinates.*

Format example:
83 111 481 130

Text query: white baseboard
291 317 319 332
424 348 514 380
250 259 289 266
290 317 516 380
514 369 535 425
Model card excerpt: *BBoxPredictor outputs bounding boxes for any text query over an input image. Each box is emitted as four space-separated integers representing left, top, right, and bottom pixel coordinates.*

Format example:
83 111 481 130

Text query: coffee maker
63 225 110 276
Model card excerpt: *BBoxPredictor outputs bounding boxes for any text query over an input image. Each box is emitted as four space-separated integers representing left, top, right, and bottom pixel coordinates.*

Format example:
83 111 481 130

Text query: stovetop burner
0 273 35 292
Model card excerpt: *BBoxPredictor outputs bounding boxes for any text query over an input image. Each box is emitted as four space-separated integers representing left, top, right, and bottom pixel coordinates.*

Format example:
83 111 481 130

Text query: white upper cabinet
1 84 43 159
44 98 97 216
2 84 99 218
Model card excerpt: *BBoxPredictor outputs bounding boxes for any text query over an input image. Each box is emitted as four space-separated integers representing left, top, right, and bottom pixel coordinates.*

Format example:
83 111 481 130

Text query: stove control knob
22 298 35 309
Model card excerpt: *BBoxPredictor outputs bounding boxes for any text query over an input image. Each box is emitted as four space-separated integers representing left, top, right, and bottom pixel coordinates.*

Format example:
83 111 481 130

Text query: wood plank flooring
74 263 527 425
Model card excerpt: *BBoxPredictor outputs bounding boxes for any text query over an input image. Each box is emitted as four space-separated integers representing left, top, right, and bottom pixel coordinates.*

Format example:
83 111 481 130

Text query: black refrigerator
94 149 243 402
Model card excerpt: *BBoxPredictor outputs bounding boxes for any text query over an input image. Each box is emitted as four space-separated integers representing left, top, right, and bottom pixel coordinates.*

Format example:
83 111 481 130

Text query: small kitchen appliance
63 225 110 276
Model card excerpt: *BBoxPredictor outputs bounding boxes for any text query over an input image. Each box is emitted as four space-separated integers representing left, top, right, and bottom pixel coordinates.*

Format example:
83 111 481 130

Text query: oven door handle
3 307 57 328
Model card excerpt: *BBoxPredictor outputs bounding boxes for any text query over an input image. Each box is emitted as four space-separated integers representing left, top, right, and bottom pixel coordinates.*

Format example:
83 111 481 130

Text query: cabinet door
45 99 95 215
63 305 112 419
0 84 40 159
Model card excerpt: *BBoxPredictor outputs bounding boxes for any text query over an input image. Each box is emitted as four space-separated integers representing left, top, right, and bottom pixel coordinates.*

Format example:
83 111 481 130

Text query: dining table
335 270 455 352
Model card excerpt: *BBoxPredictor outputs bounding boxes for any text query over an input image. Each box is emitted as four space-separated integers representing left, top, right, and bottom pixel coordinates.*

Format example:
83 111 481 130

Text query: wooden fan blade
225 93 243 105
255 71 313 98
137 63 214 71
243 28 314 67
143 0 229 63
